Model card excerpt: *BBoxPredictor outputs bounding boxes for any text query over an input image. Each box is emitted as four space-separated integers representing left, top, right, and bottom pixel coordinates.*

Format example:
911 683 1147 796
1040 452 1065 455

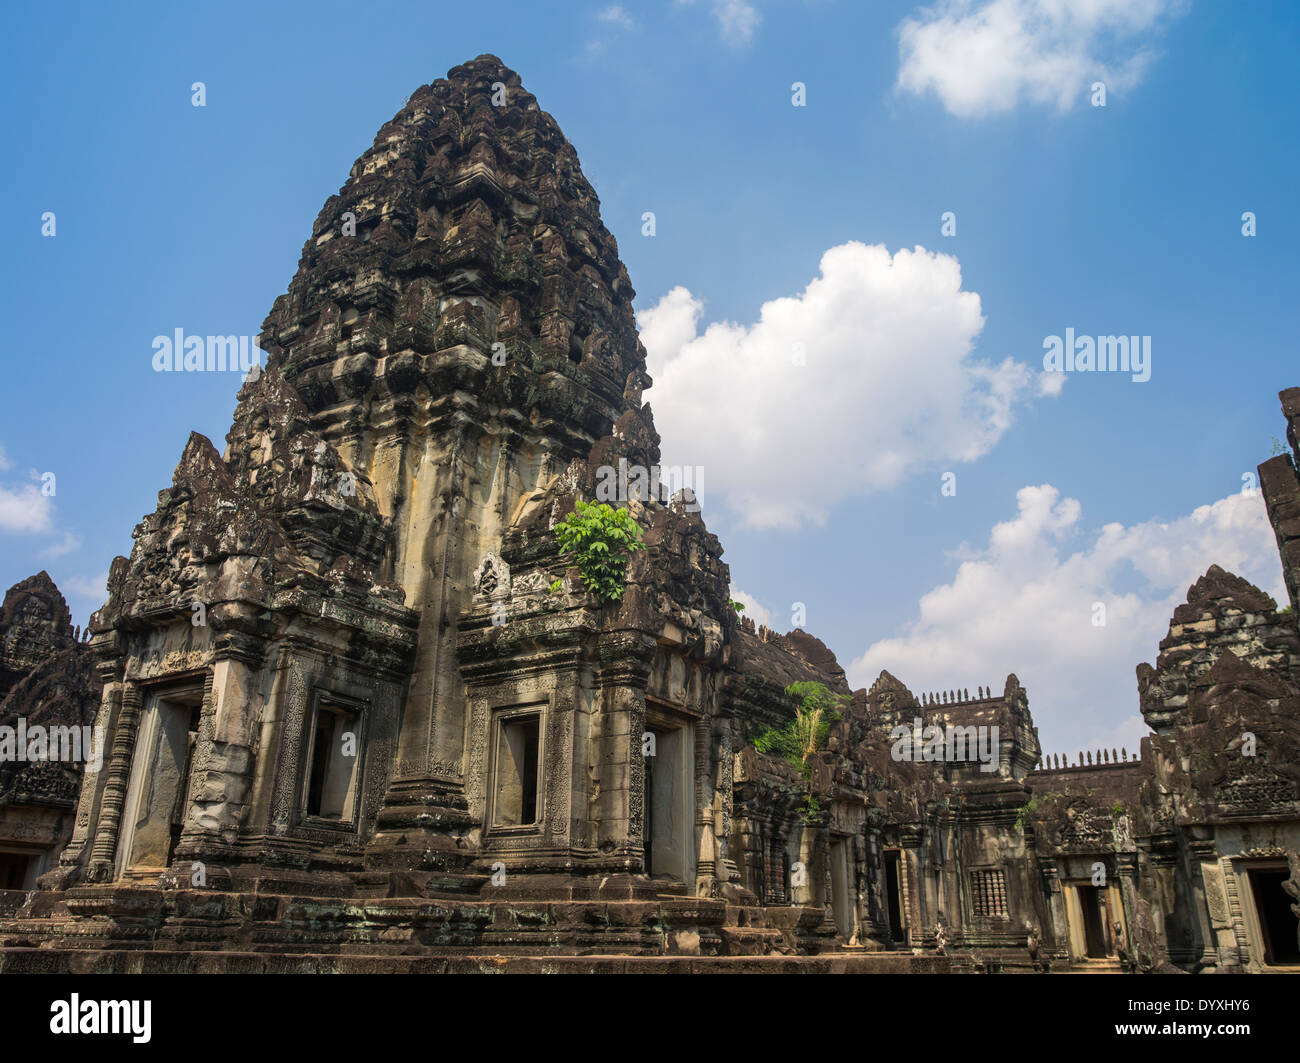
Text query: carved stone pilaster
86 682 143 879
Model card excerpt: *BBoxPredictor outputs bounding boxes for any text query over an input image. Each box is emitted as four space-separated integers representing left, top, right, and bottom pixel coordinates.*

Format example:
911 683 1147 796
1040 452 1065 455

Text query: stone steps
0 946 948 975
1057 958 1126 974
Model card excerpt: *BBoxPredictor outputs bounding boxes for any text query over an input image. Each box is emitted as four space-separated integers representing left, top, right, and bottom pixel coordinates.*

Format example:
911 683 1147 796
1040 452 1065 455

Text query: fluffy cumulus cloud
638 241 1054 528
849 485 1285 755
0 480 53 533
0 444 77 565
896 0 1183 117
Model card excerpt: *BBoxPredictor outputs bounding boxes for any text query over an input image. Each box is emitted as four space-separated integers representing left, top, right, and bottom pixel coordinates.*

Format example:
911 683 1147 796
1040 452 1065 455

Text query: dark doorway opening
885 850 905 942
1250 869 1300 966
0 852 32 890
168 702 202 863
1079 885 1109 958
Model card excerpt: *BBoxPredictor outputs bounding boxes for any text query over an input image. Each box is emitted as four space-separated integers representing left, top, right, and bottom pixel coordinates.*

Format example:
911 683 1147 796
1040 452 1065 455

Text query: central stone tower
254 55 660 879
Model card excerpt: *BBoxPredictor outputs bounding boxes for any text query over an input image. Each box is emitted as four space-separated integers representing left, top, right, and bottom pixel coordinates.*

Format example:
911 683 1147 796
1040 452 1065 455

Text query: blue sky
2 0 1296 756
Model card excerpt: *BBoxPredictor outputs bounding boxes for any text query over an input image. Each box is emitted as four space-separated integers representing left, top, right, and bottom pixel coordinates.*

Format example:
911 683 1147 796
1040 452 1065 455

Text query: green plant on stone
553 499 646 603
753 681 847 824
1015 791 1067 832
730 600 745 614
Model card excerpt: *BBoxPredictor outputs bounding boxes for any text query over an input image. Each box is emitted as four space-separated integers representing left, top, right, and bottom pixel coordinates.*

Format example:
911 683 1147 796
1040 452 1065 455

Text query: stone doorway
0 850 33 890
642 707 694 885
884 849 906 942
1248 867 1300 966
1077 885 1110 958
117 684 204 877
829 836 852 942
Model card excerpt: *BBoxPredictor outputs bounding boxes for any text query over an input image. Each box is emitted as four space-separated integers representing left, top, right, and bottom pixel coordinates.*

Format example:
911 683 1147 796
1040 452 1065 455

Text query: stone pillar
900 829 925 946
1190 839 1239 970
178 637 262 856
1114 852 1139 959
87 682 143 880
1187 837 1229 969
693 714 718 898
1039 860 1070 957
52 678 121 879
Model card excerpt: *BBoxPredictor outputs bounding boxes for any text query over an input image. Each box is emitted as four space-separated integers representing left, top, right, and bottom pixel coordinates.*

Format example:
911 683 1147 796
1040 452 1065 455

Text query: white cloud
39 531 82 560
677 0 761 48
729 587 773 628
586 4 638 56
896 0 1182 117
638 242 1055 528
59 570 109 602
0 445 11 472
848 484 1285 754
596 4 636 30
0 482 53 533
714 0 760 46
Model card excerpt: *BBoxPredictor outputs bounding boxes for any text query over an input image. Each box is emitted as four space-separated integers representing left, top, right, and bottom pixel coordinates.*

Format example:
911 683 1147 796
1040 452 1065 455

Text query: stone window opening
340 307 360 342
303 698 363 823
970 867 1009 919
490 711 541 829
1245 865 1300 967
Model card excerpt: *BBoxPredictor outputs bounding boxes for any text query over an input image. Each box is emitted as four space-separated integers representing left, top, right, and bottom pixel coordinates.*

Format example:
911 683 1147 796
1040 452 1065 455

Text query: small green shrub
553 500 646 602
753 681 847 824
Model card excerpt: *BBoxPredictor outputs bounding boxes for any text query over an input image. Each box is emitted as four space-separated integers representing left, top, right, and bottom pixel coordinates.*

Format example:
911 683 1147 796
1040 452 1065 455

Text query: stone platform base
0 947 947 974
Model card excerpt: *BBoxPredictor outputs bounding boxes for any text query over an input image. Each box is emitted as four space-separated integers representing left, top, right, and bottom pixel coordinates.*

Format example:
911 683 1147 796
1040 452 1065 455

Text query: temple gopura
1 56 1296 973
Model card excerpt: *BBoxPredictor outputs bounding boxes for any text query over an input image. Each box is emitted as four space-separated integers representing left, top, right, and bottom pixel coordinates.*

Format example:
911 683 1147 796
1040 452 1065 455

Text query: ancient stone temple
0 574 100 892
0 56 1296 973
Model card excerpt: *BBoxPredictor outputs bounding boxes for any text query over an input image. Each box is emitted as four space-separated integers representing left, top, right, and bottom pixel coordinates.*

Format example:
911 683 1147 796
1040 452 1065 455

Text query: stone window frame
485 702 547 837
968 866 1011 920
297 689 368 835
1233 857 1300 970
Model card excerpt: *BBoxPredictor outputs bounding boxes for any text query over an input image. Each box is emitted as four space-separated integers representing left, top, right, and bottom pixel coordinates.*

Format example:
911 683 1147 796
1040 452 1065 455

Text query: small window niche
304 697 363 825
492 711 541 829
